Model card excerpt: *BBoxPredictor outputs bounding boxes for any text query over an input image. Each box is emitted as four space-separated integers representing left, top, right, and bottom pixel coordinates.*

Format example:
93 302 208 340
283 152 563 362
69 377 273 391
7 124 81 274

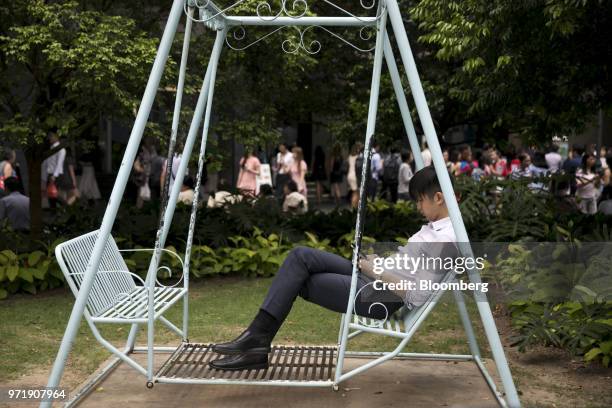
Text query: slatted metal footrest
155 343 336 385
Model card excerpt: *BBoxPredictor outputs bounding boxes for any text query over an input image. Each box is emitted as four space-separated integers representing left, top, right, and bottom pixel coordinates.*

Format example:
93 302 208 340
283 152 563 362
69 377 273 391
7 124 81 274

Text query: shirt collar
429 217 452 231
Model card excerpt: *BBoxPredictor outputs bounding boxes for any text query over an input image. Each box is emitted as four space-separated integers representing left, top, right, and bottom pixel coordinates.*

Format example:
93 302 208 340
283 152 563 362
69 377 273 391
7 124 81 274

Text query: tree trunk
26 145 44 244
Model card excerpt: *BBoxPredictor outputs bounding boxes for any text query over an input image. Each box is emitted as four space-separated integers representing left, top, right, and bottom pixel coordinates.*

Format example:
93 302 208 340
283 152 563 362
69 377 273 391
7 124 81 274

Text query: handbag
138 179 151 201
47 180 58 199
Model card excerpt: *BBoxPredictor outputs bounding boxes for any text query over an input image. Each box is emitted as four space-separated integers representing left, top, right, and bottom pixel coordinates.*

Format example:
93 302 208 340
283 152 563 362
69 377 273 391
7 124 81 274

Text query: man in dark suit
0 177 30 231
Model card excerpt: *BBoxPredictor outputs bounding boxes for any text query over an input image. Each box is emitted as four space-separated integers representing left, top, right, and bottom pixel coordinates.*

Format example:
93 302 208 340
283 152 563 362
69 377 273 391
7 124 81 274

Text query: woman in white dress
347 142 362 208
576 153 600 214
77 161 101 200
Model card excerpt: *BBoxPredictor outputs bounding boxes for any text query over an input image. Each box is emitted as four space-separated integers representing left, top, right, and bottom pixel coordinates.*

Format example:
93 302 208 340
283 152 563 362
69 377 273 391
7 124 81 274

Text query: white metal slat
61 231 134 317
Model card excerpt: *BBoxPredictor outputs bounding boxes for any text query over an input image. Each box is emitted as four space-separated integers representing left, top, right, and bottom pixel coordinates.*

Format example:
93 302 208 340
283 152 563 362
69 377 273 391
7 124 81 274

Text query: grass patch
0 275 489 384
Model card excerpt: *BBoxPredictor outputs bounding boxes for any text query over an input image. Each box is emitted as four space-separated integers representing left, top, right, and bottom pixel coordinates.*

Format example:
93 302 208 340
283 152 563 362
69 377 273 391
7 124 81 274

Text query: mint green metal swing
43 1 521 407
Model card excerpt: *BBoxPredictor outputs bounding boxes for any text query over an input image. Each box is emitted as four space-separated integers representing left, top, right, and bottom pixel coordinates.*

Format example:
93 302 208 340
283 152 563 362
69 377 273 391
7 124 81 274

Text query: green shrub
0 245 64 299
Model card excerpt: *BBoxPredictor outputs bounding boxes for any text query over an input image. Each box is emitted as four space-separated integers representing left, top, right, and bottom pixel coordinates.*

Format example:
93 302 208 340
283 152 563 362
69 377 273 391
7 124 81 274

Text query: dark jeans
275 173 291 202
261 247 404 325
380 181 398 202
366 178 378 200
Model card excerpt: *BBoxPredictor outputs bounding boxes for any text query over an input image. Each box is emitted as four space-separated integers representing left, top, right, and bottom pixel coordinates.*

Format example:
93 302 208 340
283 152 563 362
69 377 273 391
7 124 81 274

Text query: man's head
182 175 194 191
409 166 452 221
3 177 21 193
572 143 584 157
47 131 59 144
459 144 472 161
518 153 531 169
2 149 16 163
284 180 298 195
279 143 287 154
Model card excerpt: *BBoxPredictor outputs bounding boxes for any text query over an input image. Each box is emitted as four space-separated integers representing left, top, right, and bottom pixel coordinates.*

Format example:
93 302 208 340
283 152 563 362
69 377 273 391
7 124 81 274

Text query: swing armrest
117 248 186 288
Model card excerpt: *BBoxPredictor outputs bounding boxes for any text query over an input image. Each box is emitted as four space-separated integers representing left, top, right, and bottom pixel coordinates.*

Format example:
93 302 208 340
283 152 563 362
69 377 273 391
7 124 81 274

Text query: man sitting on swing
209 165 458 370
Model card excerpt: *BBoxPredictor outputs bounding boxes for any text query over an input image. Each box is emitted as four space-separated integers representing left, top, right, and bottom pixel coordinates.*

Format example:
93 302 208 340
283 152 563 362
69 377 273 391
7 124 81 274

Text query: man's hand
358 253 378 279
359 253 408 299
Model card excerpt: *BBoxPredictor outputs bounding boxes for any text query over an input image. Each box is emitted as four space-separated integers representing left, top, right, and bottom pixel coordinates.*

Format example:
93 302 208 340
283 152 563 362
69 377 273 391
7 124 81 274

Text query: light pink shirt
290 160 308 194
237 156 261 195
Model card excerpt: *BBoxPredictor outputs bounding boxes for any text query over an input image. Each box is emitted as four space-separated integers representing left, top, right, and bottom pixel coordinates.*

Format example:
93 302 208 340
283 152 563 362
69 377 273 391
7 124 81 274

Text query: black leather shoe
209 353 269 371
212 329 272 355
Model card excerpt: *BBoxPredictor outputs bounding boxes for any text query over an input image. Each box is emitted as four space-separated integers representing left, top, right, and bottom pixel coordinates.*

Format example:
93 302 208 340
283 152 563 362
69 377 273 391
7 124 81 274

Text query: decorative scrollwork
256 0 309 21
225 24 375 54
353 281 390 328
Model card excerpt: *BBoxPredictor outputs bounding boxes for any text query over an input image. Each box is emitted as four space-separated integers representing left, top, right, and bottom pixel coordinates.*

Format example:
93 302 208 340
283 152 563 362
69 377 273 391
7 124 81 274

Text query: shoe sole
212 346 271 355
209 362 269 371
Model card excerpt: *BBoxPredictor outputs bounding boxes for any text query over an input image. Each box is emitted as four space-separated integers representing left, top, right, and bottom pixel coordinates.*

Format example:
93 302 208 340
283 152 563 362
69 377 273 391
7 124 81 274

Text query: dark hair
241 147 254 170
449 149 460 162
2 149 15 161
409 165 453 201
481 155 493 166
549 144 559 153
518 152 530 163
581 152 596 172
3 177 20 193
458 144 471 153
285 180 298 193
572 144 585 156
606 153 612 170
182 175 194 189
401 150 411 162
259 184 273 196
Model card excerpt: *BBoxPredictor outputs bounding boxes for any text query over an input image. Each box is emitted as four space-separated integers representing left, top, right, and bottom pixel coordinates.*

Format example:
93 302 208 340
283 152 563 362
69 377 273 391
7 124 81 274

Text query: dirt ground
1 313 610 408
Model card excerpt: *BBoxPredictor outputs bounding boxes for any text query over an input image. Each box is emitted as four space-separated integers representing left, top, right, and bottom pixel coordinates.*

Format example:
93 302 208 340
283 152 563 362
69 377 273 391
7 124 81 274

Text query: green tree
410 0 612 142
0 0 163 239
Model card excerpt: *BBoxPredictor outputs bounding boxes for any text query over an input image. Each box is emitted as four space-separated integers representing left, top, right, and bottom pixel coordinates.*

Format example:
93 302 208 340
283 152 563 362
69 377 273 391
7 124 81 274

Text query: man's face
416 192 443 221
279 144 286 154
521 156 531 169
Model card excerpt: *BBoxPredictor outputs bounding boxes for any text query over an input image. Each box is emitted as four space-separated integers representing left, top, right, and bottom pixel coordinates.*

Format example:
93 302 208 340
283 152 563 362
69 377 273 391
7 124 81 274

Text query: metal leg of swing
145 28 228 385
453 289 482 358
40 2 184 405
181 23 226 346
382 33 424 171
385 0 520 406
334 7 388 387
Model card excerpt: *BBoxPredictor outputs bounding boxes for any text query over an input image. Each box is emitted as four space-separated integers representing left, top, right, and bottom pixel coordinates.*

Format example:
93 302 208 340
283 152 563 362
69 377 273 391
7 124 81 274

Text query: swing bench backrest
55 230 136 317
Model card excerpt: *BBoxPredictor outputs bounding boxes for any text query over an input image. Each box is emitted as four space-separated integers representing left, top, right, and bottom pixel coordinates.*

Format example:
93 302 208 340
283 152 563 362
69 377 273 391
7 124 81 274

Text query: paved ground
73 351 501 408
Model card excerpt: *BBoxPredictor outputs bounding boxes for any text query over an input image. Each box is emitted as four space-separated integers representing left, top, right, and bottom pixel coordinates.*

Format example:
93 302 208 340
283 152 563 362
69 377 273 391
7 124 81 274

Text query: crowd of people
250 139 612 216
440 142 612 215
2 134 612 232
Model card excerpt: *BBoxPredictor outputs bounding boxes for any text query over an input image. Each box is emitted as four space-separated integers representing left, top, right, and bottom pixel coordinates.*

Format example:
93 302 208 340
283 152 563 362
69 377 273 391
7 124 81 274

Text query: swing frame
42 1 521 407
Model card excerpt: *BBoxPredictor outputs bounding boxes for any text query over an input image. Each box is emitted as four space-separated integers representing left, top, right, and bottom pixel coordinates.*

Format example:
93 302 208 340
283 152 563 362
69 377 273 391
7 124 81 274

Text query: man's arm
359 254 408 299
52 148 66 179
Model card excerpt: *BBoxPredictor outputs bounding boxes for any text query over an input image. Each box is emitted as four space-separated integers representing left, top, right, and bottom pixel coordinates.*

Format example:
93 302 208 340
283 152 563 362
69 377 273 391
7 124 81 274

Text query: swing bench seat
56 230 187 324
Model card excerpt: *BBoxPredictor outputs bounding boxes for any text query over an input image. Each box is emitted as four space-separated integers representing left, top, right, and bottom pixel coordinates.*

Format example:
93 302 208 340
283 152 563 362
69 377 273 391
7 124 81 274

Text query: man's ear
434 191 445 205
